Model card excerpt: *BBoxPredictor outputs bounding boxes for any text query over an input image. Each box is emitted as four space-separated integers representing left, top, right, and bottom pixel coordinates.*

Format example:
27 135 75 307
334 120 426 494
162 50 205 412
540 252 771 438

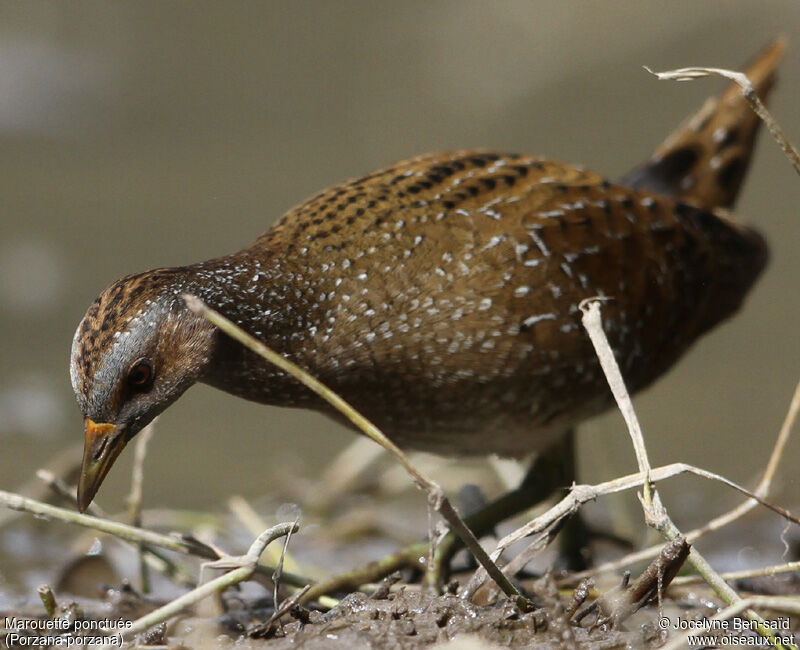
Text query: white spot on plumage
481 235 505 251
528 230 550 256
522 313 556 328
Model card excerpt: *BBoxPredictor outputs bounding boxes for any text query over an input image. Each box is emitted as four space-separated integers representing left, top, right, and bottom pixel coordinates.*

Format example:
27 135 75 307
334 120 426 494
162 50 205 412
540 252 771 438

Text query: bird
71 40 782 517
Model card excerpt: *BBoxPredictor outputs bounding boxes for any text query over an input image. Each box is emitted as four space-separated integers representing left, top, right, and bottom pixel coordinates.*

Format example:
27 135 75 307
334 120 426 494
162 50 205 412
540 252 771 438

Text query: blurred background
1 1 799 595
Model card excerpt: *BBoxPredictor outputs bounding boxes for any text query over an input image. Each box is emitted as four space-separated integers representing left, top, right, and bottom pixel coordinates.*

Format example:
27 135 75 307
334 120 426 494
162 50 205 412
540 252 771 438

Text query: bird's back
200 42 780 456
201 150 764 455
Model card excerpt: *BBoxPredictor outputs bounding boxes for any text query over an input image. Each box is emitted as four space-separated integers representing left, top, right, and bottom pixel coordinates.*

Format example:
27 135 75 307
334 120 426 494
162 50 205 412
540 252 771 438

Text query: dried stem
37 585 58 619
127 421 155 593
465 457 797 596
120 522 298 639
645 59 800 175
0 489 215 556
249 585 313 638
567 378 800 584
0 489 313 591
36 469 193 586
672 559 800 586
580 299 795 650
227 496 306 578
579 299 652 494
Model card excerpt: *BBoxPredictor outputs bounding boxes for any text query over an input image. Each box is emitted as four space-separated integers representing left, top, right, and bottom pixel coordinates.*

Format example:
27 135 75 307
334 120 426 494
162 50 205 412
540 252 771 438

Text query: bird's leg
423 428 586 589
299 431 586 605
552 430 592 571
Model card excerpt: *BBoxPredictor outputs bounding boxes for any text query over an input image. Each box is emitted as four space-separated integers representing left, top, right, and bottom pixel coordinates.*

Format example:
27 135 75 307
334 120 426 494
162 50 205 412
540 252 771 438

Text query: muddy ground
3 568 799 649
1 453 798 649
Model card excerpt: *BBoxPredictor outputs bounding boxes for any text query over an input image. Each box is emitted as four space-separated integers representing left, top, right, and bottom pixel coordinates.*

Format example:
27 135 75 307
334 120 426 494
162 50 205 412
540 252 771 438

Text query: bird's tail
621 37 786 210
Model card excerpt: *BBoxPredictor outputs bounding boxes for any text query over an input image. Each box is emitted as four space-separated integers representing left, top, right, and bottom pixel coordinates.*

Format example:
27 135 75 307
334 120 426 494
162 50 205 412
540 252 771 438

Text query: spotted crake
71 40 782 512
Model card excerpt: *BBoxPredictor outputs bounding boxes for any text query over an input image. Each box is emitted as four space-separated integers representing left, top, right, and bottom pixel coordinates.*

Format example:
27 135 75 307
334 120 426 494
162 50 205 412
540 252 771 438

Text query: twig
0 488 316 590
0 489 216 557
469 376 798 594
226 496 336 609
759 378 800 498
37 585 58 619
227 496 305 577
566 377 800 585
579 299 652 493
672 559 800 586
581 299 795 650
595 52 800 590
120 522 298 639
183 294 423 488
36 469 193 586
127 421 155 594
248 585 313 638
465 458 794 596
272 512 300 630
127 422 154 526
183 294 528 609
645 63 800 175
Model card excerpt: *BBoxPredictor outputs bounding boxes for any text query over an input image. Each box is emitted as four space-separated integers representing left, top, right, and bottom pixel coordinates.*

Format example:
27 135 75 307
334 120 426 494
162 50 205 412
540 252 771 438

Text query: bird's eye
127 359 154 391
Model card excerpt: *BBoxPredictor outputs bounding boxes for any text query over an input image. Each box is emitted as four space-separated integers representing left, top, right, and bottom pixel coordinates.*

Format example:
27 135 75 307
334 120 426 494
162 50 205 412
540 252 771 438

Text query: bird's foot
299 540 430 605
297 528 471 606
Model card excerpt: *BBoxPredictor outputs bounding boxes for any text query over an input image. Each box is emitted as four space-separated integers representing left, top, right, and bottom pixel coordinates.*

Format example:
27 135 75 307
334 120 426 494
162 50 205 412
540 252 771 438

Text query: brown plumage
71 40 782 512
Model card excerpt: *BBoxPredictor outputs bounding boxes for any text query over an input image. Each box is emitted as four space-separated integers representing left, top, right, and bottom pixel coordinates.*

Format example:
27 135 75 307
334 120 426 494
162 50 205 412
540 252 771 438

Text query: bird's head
70 269 215 512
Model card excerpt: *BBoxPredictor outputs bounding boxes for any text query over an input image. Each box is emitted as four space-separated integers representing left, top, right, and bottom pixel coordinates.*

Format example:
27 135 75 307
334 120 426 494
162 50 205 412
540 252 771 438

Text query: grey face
70 299 166 430
71 286 217 512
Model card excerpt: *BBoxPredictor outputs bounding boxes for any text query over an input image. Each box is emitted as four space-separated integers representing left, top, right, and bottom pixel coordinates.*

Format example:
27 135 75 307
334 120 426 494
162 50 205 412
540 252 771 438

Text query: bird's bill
77 418 126 513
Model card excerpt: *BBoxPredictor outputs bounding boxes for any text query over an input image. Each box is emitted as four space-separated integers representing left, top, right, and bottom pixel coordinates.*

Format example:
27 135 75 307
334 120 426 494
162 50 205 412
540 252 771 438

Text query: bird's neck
183 251 324 407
